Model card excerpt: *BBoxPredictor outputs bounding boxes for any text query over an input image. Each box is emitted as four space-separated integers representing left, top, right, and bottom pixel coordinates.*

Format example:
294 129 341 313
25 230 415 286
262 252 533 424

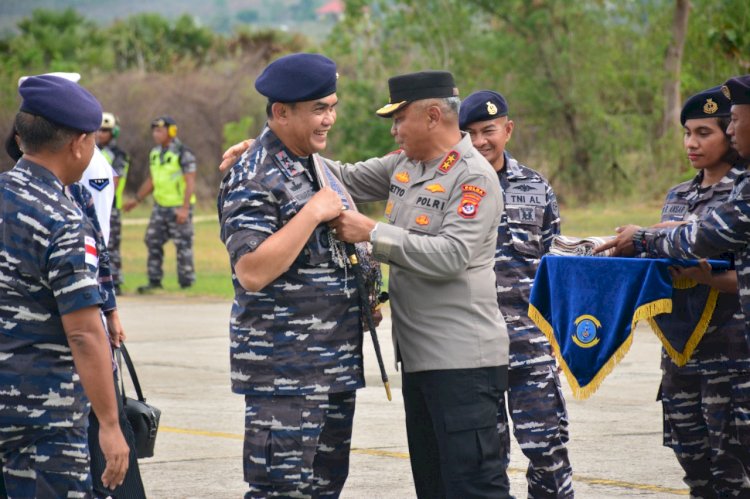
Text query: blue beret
255 53 337 103
18 75 102 133
722 75 750 106
458 90 508 130
680 86 730 126
376 71 458 117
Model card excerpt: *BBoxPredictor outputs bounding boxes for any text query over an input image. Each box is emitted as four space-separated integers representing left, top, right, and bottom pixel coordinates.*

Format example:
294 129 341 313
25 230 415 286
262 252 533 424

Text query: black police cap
255 53 337 103
151 115 176 128
376 71 458 117
722 75 750 106
19 75 102 133
680 86 731 126
458 90 509 130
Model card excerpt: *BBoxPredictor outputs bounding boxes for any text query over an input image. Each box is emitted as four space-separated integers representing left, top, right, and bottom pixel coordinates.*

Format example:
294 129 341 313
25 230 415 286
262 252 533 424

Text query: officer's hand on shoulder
219 139 254 172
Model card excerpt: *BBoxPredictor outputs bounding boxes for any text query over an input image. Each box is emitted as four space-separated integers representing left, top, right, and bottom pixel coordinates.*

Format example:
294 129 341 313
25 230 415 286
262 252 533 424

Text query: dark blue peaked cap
255 53 337 103
680 86 731 126
458 90 509 130
722 75 750 106
19 75 102 133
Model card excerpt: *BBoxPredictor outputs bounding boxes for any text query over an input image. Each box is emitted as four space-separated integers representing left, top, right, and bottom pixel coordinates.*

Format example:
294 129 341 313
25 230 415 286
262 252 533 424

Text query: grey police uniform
145 138 197 288
652 165 750 497
218 126 364 498
326 132 511 498
0 160 103 497
494 152 574 498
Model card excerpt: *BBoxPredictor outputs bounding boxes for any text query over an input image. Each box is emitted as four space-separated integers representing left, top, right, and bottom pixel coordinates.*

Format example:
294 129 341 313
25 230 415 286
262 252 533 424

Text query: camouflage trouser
145 204 195 286
108 207 122 287
498 362 574 499
661 368 750 497
243 391 356 499
0 424 91 498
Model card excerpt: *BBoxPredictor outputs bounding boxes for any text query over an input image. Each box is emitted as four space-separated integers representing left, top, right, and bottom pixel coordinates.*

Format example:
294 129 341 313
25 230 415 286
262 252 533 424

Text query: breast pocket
402 205 446 235
505 205 545 257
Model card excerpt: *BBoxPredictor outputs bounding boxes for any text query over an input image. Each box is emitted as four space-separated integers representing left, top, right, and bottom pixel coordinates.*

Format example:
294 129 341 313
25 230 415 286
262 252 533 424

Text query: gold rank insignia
487 101 498 115
703 98 718 115
384 200 394 217
425 183 446 193
415 214 430 225
438 150 460 173
722 85 731 100
395 171 410 183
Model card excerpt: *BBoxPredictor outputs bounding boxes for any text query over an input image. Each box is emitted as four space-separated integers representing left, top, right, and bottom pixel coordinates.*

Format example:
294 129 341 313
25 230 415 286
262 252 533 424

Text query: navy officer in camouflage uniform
217 53 364 498
598 75 750 494
125 116 197 292
0 74 129 497
652 86 750 497
328 71 511 498
459 91 573 498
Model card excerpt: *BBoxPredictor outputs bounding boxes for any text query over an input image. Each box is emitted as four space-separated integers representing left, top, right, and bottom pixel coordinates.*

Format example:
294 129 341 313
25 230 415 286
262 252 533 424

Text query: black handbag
117 344 161 459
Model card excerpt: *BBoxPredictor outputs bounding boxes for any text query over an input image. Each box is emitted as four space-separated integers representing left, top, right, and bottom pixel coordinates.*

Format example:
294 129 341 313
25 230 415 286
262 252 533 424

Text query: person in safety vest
124 116 197 292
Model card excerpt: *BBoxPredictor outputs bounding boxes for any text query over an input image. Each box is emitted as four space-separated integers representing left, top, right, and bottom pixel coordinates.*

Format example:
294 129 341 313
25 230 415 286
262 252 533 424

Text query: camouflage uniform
146 139 196 287
101 143 130 290
0 159 104 498
217 127 364 498
494 154 573 498
653 165 750 497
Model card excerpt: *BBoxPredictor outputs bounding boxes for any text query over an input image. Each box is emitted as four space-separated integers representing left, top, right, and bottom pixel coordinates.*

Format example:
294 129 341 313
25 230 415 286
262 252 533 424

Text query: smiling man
217 53 365 498
460 90 573 498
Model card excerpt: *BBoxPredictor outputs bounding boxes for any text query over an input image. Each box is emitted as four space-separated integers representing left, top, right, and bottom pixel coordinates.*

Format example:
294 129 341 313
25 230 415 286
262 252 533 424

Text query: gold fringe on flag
528 298 672 400
647 288 718 366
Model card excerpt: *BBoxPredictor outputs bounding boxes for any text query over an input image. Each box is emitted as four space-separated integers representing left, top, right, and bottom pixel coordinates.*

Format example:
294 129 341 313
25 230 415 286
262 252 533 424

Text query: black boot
137 280 163 294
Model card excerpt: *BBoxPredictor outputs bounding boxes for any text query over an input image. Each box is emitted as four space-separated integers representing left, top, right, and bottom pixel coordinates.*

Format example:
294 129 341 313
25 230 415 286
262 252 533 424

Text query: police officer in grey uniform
217 53 365 498
459 90 574 498
0 74 129 497
328 71 511 498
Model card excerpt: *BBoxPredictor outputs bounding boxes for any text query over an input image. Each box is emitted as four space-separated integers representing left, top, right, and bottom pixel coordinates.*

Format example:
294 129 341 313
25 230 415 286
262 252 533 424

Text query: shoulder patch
387 148 403 156
438 150 460 173
88 178 110 191
461 184 486 197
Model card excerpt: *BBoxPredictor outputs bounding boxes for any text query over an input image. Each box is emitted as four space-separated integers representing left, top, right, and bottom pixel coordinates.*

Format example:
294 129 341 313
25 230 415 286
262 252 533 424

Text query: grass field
118 201 665 299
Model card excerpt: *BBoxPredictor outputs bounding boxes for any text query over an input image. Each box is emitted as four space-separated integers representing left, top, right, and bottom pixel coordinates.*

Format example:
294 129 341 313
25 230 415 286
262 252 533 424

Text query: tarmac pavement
118 295 689 498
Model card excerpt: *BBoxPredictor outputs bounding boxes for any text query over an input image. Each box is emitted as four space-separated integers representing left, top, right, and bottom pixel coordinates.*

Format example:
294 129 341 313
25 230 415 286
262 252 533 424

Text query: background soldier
0 74 129 497
217 53 365 498
125 115 197 292
97 111 130 294
459 90 574 498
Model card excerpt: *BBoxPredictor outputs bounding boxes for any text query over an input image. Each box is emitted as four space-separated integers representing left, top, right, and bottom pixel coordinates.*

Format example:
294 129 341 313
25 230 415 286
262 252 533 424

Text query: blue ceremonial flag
528 255 729 399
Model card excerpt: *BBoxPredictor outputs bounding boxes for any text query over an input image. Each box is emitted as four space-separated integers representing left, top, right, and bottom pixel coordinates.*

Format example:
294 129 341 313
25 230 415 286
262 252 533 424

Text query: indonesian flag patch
84 236 98 268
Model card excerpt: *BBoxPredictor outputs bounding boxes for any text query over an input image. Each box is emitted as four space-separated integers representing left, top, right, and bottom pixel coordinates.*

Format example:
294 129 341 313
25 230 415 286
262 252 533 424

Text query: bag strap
116 343 147 403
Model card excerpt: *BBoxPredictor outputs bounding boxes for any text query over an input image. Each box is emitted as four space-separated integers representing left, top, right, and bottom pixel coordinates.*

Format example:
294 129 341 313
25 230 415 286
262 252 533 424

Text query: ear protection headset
152 116 178 138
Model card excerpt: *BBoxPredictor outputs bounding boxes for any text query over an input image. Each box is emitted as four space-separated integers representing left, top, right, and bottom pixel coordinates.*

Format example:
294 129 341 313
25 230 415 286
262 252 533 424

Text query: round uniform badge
572 314 601 348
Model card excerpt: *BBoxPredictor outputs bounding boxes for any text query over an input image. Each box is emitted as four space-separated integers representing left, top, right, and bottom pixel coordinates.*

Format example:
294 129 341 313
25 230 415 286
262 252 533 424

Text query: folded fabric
528 255 730 399
549 235 616 257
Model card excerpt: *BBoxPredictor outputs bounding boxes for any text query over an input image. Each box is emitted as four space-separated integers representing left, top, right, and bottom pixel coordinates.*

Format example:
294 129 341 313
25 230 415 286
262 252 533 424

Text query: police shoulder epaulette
438 150 460 174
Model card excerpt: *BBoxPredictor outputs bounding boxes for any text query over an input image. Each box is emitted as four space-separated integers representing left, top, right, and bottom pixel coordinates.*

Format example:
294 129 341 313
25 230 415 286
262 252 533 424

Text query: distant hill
0 0 336 37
